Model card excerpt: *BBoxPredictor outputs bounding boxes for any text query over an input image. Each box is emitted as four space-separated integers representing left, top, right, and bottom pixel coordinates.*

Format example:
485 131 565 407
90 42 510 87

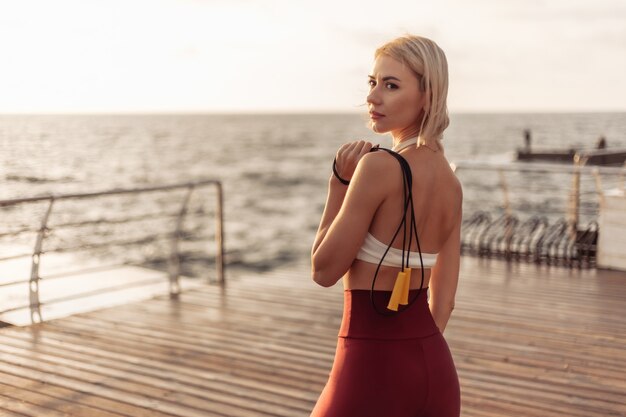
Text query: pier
516 129 626 166
0 257 624 416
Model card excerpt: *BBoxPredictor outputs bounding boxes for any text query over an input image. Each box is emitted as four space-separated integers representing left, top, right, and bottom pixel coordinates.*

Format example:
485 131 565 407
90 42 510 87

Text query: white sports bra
354 136 439 269
356 232 438 269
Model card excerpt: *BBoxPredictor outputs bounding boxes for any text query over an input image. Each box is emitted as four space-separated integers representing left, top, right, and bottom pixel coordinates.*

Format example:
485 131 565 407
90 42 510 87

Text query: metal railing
453 160 626 267
0 179 224 325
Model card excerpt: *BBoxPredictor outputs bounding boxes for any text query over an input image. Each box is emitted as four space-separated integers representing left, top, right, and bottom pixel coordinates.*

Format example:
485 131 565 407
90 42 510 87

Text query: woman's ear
423 96 431 114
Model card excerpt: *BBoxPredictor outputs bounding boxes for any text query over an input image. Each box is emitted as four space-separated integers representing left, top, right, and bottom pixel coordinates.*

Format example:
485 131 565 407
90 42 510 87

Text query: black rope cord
332 157 350 185
331 146 426 316
368 147 425 316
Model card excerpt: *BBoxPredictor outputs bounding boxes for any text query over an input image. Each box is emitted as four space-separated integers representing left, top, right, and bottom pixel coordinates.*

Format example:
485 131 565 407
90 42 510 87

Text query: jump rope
333 146 425 316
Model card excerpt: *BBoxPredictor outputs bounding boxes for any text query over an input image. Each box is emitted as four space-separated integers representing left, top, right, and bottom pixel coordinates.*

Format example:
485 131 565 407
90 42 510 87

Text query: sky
0 0 625 113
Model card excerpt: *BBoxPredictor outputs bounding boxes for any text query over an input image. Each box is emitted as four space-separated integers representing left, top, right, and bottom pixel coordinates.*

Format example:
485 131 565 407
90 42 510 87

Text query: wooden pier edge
0 257 625 416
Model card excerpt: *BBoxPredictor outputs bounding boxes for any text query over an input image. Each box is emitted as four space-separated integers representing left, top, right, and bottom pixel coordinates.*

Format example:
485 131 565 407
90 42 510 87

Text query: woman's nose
367 89 381 105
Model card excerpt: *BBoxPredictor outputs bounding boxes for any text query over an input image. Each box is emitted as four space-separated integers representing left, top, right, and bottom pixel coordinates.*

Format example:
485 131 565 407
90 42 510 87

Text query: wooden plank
0 257 625 416
0 379 128 417
0 262 205 326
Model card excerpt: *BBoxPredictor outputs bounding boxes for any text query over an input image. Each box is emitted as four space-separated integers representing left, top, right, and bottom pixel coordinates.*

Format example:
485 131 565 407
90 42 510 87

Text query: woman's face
366 54 426 139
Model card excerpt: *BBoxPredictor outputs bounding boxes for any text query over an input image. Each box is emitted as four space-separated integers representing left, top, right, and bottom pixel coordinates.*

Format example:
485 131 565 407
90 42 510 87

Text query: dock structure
517 147 626 166
516 129 626 166
0 257 625 416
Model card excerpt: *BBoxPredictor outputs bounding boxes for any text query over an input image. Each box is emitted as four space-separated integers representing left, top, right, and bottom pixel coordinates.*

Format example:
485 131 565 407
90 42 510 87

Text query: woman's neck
391 132 420 149
391 127 421 148
392 136 419 152
391 131 440 153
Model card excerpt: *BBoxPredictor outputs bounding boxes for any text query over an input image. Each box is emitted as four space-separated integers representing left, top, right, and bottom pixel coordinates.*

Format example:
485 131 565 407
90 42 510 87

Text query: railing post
169 185 194 297
29 197 55 324
569 154 586 240
498 169 514 255
215 181 225 285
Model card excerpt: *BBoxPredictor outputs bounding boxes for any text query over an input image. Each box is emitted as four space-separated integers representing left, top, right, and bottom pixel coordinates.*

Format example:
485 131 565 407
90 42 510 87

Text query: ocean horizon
1 112 625 274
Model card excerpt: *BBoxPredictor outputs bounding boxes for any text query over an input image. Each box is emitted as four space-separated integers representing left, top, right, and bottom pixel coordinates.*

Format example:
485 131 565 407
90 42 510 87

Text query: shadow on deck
0 257 625 416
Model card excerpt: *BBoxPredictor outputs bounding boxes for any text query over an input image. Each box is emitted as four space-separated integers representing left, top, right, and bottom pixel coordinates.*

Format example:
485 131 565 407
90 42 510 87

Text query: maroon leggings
310 288 460 417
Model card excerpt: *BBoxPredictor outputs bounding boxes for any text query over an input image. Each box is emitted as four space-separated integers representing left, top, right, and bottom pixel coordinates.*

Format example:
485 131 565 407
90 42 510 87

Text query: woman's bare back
344 147 462 291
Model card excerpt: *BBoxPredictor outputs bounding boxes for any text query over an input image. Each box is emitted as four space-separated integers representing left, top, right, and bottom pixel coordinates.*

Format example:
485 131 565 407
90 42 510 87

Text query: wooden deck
0 257 625 416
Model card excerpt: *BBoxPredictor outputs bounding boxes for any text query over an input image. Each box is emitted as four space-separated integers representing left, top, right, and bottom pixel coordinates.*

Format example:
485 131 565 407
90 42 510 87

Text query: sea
1 112 625 277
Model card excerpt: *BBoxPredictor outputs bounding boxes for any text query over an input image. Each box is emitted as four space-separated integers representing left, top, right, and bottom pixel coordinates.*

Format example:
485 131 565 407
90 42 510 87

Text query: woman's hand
334 140 379 181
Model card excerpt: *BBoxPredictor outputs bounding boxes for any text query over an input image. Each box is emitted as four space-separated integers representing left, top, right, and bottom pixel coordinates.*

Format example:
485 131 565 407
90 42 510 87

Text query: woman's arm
311 143 389 287
311 175 349 259
311 140 367 260
429 196 463 333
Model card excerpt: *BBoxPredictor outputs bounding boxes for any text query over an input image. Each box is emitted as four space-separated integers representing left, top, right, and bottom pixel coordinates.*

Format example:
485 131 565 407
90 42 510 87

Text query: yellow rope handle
400 268 412 305
387 269 411 311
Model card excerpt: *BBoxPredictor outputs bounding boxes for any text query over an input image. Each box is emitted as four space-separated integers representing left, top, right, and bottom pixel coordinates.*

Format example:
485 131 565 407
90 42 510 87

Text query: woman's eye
368 80 397 90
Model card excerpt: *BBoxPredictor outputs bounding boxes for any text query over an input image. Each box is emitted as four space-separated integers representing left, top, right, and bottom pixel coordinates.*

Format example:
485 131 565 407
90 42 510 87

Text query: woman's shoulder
429 154 464 204
440 158 463 210
350 150 403 192
446 159 463 197
357 149 401 176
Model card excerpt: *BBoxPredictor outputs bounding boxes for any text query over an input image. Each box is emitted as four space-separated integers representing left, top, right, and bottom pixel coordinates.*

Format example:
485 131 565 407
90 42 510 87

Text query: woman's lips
369 111 385 120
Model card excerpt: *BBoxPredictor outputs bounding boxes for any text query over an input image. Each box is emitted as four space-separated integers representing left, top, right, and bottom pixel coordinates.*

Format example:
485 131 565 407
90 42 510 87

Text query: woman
310 35 462 417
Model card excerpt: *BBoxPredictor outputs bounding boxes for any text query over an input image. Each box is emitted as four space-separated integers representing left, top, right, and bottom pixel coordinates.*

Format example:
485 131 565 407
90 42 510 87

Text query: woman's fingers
359 141 373 156
342 140 369 157
335 140 375 180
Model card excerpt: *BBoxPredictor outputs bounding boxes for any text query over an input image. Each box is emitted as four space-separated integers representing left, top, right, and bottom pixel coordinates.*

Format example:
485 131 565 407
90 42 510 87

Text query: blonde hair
375 35 449 151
